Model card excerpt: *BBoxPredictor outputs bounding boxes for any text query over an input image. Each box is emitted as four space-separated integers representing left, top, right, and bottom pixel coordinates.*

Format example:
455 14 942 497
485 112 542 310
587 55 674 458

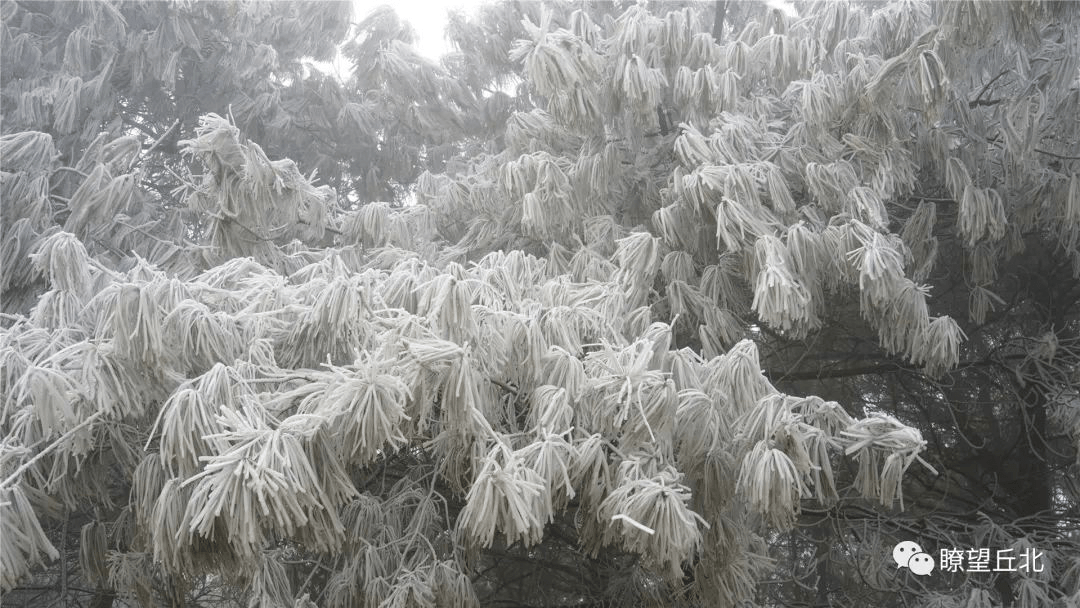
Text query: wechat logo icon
893 541 935 576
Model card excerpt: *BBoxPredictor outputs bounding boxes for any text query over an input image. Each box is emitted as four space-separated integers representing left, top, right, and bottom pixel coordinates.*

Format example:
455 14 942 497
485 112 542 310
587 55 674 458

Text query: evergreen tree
2 2 1078 607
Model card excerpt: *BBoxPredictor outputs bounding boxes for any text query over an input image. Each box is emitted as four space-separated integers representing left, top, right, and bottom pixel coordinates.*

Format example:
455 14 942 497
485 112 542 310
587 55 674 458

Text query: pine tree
2 2 1079 607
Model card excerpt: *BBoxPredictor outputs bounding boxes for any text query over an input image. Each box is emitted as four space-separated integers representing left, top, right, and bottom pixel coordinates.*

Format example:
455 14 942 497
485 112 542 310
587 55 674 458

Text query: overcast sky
349 1 800 60
352 0 488 60
345 1 800 64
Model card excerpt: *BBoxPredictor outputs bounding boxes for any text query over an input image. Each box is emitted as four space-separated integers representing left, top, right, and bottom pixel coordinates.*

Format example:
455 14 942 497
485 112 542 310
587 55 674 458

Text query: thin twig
1035 148 1080 161
489 378 519 396
296 557 323 598
968 69 1010 108
147 119 181 154
56 511 69 608
1 410 107 490
52 166 89 180
115 220 185 248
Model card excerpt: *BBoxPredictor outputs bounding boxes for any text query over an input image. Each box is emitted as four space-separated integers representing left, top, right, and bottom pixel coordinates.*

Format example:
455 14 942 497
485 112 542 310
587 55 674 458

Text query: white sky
347 1 800 60
348 1 800 61
351 0 489 60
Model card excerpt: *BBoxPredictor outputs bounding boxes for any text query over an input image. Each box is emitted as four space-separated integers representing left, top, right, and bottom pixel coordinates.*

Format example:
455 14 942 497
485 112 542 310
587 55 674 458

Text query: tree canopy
2 1 1079 607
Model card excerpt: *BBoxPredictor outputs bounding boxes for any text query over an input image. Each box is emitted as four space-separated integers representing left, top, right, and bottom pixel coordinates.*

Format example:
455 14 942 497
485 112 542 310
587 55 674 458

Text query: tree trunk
712 1 728 41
